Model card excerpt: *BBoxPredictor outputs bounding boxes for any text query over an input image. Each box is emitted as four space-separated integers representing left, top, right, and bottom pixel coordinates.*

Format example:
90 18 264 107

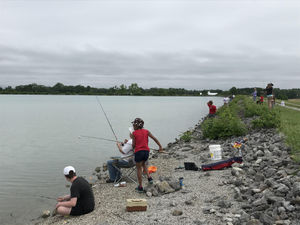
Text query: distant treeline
0 83 220 96
0 83 299 99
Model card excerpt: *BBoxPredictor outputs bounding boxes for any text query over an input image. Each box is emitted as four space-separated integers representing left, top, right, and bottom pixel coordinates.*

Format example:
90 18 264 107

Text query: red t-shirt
260 96 264 102
208 104 217 114
132 129 150 153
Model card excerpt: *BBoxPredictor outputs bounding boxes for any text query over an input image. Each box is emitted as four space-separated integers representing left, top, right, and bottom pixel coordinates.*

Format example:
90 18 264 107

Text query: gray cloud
0 1 299 90
1 45 299 89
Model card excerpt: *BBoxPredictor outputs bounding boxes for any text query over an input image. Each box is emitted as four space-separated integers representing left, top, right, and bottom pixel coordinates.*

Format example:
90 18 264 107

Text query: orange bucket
148 166 157 174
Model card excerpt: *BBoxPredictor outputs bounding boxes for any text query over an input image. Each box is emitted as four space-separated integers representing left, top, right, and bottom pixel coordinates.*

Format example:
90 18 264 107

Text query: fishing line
96 96 118 141
79 135 117 143
79 135 163 152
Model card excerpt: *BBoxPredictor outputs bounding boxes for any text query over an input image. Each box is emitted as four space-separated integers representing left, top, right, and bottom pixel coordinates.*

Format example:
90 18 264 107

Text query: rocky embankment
37 120 300 225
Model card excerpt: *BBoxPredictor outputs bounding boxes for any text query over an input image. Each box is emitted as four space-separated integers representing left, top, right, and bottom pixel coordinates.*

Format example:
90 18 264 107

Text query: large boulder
292 182 300 197
156 181 175 193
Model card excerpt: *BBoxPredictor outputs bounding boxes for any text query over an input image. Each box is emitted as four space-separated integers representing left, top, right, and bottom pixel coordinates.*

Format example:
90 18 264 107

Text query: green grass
289 99 300 105
276 99 300 109
278 107 300 162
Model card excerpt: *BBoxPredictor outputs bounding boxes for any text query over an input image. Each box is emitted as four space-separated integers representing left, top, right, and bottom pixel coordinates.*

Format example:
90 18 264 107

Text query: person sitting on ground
56 166 95 216
131 118 163 193
207 100 217 117
106 135 134 183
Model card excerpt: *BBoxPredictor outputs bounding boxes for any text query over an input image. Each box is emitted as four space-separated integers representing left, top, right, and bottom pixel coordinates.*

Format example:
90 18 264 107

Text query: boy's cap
131 118 144 126
63 166 75 175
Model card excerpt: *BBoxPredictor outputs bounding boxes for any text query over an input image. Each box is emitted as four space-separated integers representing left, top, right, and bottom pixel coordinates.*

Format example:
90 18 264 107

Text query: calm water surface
0 95 222 225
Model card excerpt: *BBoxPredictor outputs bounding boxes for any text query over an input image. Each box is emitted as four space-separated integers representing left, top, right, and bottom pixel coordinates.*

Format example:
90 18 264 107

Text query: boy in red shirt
207 100 217 118
257 95 264 104
131 118 163 193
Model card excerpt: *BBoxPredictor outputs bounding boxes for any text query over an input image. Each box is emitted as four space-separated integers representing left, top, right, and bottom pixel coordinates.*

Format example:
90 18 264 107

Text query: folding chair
113 157 137 184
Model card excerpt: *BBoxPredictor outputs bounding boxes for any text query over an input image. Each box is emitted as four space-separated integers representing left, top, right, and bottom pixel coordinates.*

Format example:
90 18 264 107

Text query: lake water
0 95 222 225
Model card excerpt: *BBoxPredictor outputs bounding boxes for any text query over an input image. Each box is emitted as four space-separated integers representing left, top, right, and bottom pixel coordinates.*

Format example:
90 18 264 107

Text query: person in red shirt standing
207 100 217 118
131 118 163 193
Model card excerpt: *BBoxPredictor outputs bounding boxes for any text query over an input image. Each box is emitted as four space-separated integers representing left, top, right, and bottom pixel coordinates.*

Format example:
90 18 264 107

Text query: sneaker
106 179 114 183
135 186 144 193
148 177 153 184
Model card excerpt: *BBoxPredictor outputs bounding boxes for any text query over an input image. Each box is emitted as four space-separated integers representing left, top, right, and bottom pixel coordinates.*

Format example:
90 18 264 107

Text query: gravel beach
36 120 300 225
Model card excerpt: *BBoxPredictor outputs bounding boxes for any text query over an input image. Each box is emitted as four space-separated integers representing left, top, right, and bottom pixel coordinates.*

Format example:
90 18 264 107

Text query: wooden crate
126 199 147 212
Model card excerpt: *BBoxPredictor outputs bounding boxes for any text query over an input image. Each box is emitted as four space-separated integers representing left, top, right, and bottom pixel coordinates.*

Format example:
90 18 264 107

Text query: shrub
252 108 281 128
202 107 247 139
179 130 193 142
244 98 264 117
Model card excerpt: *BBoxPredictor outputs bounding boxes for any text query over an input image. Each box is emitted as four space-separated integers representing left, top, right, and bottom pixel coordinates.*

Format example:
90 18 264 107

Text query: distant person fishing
207 100 217 117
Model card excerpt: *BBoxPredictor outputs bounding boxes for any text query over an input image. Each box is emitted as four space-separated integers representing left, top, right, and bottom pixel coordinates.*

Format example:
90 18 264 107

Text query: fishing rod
39 195 57 201
96 96 118 142
79 135 117 143
79 135 165 153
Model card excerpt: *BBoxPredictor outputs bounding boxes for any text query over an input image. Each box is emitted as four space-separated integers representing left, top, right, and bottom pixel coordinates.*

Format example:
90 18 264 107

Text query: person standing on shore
265 83 274 109
131 118 163 193
106 135 134 183
56 166 95 216
252 88 257 102
207 100 217 118
271 94 276 108
223 96 230 106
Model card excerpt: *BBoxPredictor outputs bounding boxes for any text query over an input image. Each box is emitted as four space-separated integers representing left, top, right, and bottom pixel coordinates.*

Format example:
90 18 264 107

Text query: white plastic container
209 145 222 160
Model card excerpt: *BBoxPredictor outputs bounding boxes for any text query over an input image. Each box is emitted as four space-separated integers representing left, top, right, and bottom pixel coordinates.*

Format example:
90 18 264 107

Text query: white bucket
209 145 222 160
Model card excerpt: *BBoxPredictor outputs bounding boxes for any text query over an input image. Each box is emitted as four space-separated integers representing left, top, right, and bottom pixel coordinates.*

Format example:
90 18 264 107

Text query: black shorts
134 150 149 163
70 206 94 216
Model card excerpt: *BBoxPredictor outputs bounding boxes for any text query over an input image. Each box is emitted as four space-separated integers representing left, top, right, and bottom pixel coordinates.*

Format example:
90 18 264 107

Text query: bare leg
268 98 272 109
136 162 143 187
56 206 71 216
142 161 151 179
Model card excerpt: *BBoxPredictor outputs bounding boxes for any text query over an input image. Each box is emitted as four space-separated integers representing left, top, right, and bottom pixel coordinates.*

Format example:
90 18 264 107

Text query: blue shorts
134 150 149 163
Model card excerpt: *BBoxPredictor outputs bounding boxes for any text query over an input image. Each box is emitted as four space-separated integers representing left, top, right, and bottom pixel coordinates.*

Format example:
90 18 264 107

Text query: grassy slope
289 99 300 105
276 99 300 109
278 106 300 162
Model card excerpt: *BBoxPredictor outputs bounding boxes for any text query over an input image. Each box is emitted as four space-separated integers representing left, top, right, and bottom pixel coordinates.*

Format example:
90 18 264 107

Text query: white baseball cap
63 166 75 175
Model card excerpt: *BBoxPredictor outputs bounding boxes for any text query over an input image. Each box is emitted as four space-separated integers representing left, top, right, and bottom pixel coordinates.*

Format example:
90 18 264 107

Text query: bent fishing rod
96 96 118 142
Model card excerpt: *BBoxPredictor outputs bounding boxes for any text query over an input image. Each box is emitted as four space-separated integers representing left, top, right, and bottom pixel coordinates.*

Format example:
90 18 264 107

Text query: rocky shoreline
36 118 300 225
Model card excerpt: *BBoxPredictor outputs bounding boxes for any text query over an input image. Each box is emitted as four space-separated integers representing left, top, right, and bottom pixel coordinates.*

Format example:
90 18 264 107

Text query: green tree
229 86 237 95
129 83 143 95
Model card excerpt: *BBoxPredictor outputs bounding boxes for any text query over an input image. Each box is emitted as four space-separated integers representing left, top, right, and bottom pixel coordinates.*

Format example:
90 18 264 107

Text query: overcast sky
0 0 299 90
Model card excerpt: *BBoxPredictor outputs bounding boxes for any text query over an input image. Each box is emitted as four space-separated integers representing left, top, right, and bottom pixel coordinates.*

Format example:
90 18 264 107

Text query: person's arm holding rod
57 195 71 202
